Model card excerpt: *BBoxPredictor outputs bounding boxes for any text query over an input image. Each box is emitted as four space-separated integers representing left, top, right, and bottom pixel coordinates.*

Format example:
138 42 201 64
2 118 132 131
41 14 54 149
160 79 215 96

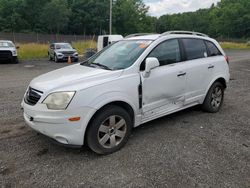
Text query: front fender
89 91 138 114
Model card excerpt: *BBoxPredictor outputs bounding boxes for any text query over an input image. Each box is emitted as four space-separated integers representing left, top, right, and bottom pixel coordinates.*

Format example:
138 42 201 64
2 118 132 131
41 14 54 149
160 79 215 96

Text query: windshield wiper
89 62 112 70
81 61 112 70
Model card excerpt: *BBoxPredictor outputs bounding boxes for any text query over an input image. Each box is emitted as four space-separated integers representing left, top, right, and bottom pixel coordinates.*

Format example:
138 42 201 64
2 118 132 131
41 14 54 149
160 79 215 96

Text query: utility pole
109 0 112 35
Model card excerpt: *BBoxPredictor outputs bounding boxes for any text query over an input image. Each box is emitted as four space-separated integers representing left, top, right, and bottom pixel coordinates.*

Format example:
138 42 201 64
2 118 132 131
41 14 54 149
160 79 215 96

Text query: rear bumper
22 101 96 146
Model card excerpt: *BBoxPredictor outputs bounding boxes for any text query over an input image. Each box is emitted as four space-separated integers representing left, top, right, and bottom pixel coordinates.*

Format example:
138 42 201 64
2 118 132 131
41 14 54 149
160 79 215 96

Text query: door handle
208 65 214 69
177 72 186 77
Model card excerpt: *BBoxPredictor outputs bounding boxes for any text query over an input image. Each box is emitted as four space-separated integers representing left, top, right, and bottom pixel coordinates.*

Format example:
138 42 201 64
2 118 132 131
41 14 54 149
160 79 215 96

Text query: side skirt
138 102 199 126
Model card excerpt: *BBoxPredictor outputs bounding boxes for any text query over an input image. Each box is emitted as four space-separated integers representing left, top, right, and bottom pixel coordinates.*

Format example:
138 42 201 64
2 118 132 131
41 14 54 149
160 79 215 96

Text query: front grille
24 87 43 106
62 51 74 55
0 51 12 60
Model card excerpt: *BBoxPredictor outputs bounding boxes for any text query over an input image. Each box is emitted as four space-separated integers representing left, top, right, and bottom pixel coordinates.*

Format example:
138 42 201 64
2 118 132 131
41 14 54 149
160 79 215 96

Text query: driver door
141 39 187 119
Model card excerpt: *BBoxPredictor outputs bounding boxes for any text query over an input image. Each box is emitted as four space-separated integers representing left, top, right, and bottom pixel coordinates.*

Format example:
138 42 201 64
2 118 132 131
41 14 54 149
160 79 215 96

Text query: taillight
225 56 229 64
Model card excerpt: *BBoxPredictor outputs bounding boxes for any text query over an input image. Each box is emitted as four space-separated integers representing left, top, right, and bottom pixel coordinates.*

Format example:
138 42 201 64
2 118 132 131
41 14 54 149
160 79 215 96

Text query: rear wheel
202 82 224 113
86 105 132 155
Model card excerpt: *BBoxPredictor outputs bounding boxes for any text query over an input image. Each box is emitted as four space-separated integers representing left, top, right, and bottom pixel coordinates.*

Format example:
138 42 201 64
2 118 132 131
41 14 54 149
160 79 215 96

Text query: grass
17 40 96 60
16 40 250 60
220 42 250 50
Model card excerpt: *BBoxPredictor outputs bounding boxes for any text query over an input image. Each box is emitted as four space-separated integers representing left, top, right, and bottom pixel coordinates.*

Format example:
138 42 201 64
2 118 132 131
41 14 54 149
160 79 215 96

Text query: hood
30 64 122 93
55 49 76 53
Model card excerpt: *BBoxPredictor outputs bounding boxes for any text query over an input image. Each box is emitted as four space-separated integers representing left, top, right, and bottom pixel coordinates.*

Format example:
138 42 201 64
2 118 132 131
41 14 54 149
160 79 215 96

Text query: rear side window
205 41 222 57
182 39 207 60
148 39 181 66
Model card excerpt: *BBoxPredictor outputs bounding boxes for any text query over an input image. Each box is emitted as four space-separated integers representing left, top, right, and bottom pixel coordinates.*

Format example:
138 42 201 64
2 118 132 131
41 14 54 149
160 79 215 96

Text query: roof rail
161 31 208 37
125 33 157 38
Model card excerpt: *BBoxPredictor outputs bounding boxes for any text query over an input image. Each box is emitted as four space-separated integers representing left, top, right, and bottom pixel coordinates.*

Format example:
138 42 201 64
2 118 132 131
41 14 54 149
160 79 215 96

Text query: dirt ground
0 50 250 187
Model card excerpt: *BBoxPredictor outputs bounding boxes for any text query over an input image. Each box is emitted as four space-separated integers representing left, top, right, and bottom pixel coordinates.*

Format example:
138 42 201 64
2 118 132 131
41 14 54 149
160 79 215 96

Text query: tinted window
148 39 181 66
182 39 207 60
205 41 221 56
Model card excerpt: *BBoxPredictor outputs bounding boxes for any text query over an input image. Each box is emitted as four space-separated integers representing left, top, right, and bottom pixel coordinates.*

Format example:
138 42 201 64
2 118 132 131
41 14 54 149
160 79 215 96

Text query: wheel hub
97 115 127 149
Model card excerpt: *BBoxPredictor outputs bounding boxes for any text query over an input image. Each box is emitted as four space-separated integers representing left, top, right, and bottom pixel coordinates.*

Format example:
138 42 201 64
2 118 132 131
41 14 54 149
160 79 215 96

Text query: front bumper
22 101 96 146
57 54 78 61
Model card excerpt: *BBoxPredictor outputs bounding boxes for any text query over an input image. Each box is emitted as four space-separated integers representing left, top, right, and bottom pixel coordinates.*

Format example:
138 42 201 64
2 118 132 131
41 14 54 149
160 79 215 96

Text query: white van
97 35 123 52
22 31 230 154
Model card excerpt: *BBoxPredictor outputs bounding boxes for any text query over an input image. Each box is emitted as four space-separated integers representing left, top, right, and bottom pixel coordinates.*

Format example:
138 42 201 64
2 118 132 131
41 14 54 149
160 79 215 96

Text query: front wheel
202 82 225 113
12 56 18 64
48 53 52 61
54 54 59 63
86 105 132 155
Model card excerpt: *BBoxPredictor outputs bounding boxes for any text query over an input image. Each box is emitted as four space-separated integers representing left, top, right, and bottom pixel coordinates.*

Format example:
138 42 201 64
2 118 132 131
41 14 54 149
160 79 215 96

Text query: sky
144 0 221 17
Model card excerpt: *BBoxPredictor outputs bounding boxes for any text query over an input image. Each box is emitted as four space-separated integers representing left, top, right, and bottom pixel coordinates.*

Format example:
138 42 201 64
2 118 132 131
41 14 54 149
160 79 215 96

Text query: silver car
0 40 19 63
48 43 78 62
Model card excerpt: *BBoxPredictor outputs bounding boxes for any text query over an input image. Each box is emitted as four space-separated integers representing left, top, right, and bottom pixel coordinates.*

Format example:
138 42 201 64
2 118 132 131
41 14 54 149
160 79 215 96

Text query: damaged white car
22 31 230 154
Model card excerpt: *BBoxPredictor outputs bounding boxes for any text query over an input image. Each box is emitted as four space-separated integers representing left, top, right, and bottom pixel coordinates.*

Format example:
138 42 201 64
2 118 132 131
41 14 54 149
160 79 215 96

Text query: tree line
0 0 249 39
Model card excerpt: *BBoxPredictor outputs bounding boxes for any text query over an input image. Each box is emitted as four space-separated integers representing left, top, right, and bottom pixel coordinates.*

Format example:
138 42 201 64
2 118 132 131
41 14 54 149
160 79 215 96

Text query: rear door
181 38 211 104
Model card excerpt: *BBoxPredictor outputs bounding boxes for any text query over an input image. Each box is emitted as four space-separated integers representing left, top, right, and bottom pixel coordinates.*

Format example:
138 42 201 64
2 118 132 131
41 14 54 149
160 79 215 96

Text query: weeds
17 40 96 60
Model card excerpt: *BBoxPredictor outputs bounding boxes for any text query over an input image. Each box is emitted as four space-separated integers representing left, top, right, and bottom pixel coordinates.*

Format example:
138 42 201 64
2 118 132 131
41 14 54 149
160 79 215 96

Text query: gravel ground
0 51 250 188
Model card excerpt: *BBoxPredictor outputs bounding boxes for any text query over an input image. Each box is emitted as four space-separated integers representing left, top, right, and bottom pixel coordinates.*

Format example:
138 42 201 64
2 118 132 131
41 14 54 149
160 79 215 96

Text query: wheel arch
203 76 227 103
214 77 227 89
83 100 136 144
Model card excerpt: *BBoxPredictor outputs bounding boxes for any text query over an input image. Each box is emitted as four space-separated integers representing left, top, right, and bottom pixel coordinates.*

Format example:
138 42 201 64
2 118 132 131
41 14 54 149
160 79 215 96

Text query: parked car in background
0 40 19 63
48 43 78 62
22 31 230 154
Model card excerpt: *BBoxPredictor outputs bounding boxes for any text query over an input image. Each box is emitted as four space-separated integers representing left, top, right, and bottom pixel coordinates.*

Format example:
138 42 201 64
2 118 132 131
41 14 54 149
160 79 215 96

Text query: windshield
55 43 72 49
84 40 152 70
0 42 14 48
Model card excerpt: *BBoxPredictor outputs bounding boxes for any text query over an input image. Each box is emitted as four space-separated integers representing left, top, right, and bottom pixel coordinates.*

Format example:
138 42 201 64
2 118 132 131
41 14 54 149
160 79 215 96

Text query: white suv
22 31 230 154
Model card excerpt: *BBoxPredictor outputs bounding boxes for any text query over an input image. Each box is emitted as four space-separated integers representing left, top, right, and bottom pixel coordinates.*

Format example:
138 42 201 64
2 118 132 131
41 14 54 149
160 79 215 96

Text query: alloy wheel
97 115 127 149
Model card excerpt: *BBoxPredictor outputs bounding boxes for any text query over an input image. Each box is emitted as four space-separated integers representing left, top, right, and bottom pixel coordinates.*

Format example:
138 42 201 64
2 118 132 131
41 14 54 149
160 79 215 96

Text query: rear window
205 41 222 57
182 39 207 60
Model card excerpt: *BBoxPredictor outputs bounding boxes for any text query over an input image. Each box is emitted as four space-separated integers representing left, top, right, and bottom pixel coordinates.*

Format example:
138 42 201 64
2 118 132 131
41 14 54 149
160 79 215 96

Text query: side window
182 39 207 60
205 41 222 57
148 39 181 66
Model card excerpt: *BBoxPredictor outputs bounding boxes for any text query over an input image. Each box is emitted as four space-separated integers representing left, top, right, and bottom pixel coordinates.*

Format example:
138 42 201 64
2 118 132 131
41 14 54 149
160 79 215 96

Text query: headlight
73 52 78 56
43 91 75 110
12 50 17 56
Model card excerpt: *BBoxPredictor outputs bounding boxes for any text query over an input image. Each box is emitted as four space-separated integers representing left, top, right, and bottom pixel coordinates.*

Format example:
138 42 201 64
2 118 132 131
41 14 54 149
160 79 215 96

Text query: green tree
40 0 70 34
69 0 109 35
113 0 155 35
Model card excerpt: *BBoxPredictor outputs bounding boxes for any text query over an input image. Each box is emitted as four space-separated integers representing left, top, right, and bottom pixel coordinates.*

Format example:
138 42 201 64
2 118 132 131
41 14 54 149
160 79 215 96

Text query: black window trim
140 38 185 71
180 38 208 61
204 40 222 57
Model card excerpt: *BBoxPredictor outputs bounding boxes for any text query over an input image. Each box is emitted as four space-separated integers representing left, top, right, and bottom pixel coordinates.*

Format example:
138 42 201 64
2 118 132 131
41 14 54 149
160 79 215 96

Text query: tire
48 53 52 61
54 54 59 63
12 56 18 64
86 105 132 155
74 58 78 62
202 82 225 113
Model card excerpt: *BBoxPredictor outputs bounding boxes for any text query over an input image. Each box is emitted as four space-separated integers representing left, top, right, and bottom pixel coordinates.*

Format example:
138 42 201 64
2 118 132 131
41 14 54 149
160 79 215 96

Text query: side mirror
143 57 160 78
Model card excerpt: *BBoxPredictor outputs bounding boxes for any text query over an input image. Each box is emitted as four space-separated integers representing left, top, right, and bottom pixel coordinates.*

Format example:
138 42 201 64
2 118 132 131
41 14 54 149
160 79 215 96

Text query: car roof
53 42 71 45
125 34 160 41
0 40 14 43
125 32 212 41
